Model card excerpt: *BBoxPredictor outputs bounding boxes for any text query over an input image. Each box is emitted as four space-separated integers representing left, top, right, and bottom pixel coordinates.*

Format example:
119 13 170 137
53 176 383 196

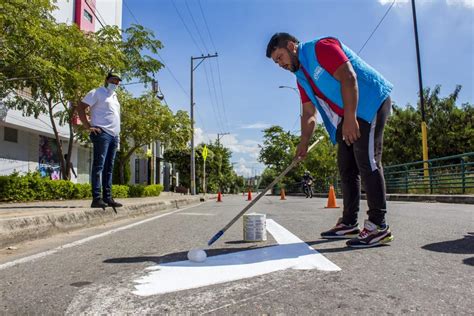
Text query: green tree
384 85 473 165
258 124 337 192
1 1 165 180
116 91 191 184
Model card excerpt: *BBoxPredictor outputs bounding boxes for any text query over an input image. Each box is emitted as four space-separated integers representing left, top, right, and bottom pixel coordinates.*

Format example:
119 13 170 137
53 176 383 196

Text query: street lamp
279 85 302 117
411 0 429 180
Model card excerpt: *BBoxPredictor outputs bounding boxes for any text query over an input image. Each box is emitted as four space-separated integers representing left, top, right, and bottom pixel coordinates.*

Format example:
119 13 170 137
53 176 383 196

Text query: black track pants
336 97 391 226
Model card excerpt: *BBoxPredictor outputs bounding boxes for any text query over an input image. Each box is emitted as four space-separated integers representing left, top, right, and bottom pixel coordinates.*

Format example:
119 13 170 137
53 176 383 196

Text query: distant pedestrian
77 72 123 208
61 154 77 179
266 33 393 247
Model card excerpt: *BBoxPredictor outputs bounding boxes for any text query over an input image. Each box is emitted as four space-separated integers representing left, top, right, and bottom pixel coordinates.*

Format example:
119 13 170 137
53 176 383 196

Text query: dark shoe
91 199 107 208
346 220 394 248
321 217 361 239
103 198 123 207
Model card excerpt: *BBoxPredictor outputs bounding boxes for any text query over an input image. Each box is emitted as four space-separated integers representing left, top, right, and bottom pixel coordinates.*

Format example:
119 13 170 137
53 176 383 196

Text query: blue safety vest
294 37 393 144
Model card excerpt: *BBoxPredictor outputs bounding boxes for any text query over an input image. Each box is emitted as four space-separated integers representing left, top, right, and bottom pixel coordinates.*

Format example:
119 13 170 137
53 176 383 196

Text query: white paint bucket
243 213 267 242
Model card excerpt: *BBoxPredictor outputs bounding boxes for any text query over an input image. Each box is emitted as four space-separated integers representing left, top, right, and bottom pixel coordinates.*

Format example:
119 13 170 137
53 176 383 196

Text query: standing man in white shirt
77 72 123 208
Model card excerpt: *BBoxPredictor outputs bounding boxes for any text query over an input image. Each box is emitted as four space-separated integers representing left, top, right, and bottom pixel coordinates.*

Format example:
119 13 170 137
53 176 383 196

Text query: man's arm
77 101 101 134
333 61 360 145
295 101 316 160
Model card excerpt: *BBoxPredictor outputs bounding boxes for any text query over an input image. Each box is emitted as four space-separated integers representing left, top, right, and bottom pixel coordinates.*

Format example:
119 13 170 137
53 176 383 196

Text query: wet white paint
133 219 340 296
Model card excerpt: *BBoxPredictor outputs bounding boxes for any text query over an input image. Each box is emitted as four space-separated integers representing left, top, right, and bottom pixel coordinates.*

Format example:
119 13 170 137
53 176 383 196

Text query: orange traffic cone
280 188 286 200
217 191 222 202
247 190 252 201
325 185 339 208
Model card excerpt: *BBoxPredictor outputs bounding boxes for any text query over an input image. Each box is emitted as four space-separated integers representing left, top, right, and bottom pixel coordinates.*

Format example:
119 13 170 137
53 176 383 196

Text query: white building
0 0 122 183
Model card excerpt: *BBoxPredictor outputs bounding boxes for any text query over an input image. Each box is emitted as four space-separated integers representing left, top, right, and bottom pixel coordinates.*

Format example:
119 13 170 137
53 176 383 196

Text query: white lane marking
0 203 204 271
133 219 340 296
177 212 215 216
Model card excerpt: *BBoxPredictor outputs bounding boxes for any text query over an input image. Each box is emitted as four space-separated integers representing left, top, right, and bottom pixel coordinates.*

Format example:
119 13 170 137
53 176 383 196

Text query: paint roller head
187 248 207 262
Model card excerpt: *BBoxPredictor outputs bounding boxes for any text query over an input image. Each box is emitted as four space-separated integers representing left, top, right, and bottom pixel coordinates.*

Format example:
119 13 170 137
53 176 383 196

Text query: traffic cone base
325 185 339 208
280 188 286 200
217 191 222 202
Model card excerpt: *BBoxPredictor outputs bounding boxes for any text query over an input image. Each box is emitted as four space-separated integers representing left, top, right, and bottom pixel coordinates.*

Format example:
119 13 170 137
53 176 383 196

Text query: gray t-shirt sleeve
82 89 97 107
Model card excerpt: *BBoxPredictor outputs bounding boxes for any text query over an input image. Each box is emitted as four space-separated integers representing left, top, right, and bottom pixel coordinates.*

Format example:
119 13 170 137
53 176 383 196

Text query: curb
0 196 204 248
284 193 474 204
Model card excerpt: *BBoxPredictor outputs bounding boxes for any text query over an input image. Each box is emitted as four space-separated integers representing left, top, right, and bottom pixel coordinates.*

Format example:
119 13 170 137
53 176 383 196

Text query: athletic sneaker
346 220 394 248
320 217 361 239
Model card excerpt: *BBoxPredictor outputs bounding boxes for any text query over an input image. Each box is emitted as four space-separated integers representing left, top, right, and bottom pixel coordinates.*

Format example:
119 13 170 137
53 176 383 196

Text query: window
4 127 18 143
84 9 93 23
135 159 140 184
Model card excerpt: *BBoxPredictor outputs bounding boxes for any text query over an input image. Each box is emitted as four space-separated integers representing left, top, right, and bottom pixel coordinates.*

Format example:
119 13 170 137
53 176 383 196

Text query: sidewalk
0 193 215 248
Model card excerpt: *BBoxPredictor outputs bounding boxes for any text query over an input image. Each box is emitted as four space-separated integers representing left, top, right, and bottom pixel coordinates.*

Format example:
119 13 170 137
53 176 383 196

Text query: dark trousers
336 97 391 226
90 131 118 201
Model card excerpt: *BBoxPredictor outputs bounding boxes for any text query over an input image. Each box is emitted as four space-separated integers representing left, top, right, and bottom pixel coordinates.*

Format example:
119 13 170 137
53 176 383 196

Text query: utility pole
411 0 429 181
190 53 218 195
217 132 230 147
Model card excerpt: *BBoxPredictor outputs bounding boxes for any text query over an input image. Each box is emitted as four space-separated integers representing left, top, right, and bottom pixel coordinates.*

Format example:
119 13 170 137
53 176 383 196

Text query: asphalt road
0 195 472 315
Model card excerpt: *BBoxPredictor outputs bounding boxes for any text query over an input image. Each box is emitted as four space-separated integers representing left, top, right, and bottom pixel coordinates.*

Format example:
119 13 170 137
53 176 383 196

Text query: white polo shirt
82 86 121 137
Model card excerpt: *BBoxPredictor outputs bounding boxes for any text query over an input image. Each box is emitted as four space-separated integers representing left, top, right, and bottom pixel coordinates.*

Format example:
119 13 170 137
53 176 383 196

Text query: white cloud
240 122 271 129
378 0 473 8
446 0 474 8
235 158 253 177
221 134 261 159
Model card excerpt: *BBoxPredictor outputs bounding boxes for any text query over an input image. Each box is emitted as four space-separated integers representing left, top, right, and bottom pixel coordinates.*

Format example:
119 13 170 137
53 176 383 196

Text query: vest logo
313 66 324 81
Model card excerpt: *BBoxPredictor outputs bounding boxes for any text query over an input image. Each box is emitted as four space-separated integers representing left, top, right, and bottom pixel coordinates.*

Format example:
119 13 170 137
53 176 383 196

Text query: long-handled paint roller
207 135 324 247
186 136 324 262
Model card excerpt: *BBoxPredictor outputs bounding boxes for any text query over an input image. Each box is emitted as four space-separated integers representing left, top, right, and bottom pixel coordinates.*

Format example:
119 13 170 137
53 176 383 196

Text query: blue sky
121 0 473 177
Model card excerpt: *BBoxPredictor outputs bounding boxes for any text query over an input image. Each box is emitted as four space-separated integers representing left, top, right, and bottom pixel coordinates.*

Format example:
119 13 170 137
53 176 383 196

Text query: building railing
384 152 474 194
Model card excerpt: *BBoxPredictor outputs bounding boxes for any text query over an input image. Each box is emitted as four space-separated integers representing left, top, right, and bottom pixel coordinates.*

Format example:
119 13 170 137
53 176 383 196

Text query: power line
358 0 396 55
172 1 204 54
197 0 217 52
184 0 210 54
192 0 230 133
123 0 189 97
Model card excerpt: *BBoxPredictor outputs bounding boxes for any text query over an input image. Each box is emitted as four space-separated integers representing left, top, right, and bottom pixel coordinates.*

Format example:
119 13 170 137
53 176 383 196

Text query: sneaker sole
321 233 360 240
347 235 394 248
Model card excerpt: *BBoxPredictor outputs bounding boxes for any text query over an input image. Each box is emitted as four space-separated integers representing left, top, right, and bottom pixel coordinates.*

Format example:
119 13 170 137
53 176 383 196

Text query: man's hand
295 141 309 161
88 126 102 135
342 116 360 146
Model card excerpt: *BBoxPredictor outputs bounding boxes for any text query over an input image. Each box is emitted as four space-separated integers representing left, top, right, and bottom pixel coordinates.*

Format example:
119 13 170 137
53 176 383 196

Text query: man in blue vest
266 33 394 248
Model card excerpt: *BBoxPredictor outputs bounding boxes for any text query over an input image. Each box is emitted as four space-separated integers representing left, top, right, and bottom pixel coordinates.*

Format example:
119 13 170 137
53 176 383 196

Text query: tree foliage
1 0 170 182
115 91 192 184
258 124 337 191
164 141 245 194
384 85 473 165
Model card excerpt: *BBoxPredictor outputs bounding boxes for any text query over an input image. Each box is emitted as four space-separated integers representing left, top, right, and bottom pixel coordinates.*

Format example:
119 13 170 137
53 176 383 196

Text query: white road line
133 219 340 296
0 202 205 271
177 212 215 216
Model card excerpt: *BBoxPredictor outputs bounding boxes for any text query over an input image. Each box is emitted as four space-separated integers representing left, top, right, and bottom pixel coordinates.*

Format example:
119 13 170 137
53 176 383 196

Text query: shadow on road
104 245 269 265
421 233 474 257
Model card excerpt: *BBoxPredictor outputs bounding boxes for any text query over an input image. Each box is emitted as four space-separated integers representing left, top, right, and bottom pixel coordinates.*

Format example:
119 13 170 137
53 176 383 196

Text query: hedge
0 172 164 202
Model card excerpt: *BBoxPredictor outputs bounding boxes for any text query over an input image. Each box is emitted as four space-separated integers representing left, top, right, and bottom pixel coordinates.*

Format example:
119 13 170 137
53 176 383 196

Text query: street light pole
279 85 302 117
190 53 218 195
411 0 429 180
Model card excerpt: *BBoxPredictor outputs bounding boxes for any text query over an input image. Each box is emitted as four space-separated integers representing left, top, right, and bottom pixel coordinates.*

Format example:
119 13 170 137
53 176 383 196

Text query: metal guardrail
260 152 474 196
384 152 474 194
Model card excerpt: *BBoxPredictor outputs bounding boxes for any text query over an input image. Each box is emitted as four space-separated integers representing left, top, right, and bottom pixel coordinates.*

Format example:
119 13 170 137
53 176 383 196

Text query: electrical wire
358 0 396 54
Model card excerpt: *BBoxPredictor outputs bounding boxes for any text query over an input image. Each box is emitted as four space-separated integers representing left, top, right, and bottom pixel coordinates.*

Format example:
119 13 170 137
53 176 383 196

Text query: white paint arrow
133 219 340 296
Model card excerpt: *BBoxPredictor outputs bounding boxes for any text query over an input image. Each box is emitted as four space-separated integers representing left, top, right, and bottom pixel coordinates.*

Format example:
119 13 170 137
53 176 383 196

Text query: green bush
73 183 92 199
111 185 129 198
143 184 163 197
0 172 167 202
128 184 145 197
